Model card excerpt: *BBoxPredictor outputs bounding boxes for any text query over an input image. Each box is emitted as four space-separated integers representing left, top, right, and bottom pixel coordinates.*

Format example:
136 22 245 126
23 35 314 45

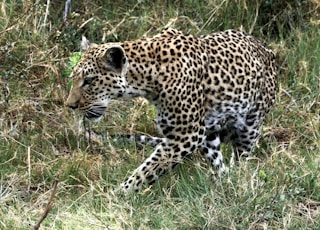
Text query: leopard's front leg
120 84 206 192
121 140 195 192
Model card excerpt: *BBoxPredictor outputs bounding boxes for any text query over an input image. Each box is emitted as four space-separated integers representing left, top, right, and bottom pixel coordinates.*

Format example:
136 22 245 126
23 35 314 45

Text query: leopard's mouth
84 106 106 121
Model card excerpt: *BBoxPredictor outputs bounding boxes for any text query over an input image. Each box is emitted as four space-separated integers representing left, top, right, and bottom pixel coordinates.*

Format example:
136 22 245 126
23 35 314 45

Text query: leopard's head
66 37 128 121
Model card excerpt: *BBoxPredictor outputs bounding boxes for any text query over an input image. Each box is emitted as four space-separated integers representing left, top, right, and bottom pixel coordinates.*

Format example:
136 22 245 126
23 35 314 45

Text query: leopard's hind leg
200 132 226 177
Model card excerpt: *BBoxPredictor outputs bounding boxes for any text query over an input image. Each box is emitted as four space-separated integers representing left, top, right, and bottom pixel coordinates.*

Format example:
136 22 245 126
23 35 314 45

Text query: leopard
66 28 277 192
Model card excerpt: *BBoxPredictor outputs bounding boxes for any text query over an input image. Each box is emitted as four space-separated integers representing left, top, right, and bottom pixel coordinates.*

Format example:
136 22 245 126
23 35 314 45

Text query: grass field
1 0 320 229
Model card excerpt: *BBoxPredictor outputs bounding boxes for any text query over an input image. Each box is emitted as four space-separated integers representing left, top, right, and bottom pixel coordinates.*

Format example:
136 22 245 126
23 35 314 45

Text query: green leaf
67 80 73 91
63 52 83 78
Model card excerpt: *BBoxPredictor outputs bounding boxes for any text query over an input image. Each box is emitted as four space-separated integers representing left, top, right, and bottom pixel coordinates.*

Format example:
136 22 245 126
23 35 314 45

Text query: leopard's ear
102 45 128 73
81 36 96 51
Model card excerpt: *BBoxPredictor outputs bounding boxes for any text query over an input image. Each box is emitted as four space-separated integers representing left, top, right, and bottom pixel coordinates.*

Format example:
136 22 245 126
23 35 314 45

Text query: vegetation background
0 0 319 229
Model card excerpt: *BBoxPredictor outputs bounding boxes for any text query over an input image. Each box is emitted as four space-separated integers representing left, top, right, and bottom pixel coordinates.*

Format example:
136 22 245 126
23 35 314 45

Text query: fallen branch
34 177 59 230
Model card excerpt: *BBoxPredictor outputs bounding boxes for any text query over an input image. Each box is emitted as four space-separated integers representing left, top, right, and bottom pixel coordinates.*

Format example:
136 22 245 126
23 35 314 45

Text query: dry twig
34 178 59 230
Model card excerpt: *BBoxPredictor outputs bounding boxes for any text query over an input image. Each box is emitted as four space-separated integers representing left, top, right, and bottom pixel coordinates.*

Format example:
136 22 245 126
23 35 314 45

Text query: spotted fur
66 28 277 192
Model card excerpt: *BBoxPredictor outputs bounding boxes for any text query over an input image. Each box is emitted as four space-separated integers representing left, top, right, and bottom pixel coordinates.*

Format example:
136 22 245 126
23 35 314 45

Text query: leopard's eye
82 76 95 87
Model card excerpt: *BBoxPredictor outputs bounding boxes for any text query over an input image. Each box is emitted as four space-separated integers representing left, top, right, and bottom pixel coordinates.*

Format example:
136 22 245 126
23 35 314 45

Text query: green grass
1 0 320 229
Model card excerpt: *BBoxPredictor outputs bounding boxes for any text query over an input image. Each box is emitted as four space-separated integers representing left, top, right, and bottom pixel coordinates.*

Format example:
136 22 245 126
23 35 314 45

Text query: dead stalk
34 177 59 230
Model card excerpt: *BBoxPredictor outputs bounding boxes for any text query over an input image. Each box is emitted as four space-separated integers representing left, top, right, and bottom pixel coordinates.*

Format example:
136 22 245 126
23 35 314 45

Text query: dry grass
1 0 320 229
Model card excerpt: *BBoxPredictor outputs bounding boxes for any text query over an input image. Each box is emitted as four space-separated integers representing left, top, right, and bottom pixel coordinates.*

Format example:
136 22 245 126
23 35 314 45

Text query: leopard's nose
66 102 79 110
66 94 81 109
